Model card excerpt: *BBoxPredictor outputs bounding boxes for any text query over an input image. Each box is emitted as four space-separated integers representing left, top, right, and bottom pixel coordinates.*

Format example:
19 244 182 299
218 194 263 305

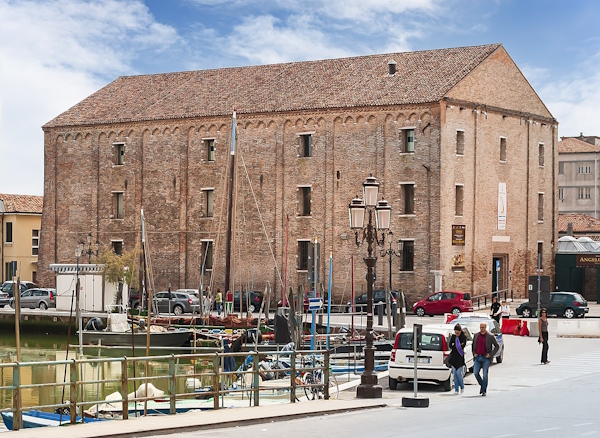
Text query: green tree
97 245 141 290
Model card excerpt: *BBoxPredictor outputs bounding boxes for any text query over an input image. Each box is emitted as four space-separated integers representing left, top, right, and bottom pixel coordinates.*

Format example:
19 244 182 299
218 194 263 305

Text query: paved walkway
9 398 386 438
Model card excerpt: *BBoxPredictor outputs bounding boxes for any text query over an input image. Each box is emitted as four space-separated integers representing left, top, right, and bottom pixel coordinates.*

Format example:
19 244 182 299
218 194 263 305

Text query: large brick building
38 43 557 304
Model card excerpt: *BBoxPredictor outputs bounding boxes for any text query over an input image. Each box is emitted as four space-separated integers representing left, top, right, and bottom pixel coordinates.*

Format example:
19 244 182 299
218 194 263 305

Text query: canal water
0 332 214 427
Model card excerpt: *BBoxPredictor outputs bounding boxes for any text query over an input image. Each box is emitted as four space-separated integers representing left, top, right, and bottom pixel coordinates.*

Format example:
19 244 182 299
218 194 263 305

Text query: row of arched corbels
53 109 435 143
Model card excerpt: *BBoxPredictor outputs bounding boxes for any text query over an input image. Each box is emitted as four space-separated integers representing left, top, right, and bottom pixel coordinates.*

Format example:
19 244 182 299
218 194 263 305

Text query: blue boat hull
2 410 105 429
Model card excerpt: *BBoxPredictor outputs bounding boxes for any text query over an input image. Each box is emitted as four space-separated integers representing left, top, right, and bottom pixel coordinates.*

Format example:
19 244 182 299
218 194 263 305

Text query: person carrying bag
449 323 467 395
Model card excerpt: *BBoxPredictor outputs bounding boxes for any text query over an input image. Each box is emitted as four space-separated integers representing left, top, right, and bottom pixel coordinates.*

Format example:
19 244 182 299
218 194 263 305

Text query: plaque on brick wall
452 225 466 246
451 251 465 269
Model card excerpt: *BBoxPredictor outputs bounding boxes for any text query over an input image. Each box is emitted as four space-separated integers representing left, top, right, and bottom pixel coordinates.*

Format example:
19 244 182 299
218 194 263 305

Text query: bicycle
297 356 339 400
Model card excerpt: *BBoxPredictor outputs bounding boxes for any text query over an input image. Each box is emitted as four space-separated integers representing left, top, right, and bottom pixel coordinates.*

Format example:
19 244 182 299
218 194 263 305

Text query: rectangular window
298 240 310 270
32 230 39 256
538 193 544 221
558 162 564 174
401 241 414 271
558 188 564 200
402 184 415 214
403 129 415 153
537 242 543 268
201 241 213 270
112 241 123 256
578 188 584 199
455 185 464 216
205 189 214 217
538 144 545 167
300 134 312 157
5 261 17 280
500 138 507 162
456 131 464 155
114 143 125 165
206 139 215 162
299 187 311 216
112 193 124 219
578 163 592 174
5 222 13 243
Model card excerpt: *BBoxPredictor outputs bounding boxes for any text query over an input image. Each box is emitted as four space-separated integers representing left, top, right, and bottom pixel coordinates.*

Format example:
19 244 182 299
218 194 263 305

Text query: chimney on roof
580 132 584 139
567 222 573 237
388 59 397 75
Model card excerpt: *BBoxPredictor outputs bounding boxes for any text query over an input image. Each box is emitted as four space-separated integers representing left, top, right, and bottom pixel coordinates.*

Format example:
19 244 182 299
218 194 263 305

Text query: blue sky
1 0 600 195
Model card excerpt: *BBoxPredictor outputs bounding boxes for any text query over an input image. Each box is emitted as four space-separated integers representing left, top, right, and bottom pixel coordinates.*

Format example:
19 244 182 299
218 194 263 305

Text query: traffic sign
495 260 501 272
308 298 323 311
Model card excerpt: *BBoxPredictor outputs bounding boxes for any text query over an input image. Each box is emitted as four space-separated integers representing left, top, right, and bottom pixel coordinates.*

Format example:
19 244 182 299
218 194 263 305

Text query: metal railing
1 348 329 431
471 289 513 310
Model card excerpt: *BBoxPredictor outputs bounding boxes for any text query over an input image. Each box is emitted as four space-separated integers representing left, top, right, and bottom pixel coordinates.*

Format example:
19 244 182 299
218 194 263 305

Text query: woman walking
539 308 550 364
449 323 467 394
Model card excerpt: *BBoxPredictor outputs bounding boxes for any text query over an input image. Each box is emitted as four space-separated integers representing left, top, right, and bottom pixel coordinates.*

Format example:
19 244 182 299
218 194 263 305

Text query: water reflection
0 333 213 414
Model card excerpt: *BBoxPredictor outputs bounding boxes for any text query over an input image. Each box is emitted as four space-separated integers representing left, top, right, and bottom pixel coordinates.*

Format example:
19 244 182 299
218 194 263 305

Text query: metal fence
1 348 329 431
471 289 514 310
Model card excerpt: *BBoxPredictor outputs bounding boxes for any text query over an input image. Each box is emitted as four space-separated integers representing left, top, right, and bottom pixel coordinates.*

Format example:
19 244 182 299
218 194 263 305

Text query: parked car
0 281 37 298
233 291 263 313
346 290 397 315
153 291 200 315
0 291 10 307
129 289 141 309
388 324 474 391
176 289 199 298
9 288 56 310
516 292 588 319
413 291 473 316
451 315 504 363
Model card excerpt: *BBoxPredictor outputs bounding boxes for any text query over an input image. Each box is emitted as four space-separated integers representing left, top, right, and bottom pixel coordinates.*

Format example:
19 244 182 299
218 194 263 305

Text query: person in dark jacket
490 296 501 323
449 323 467 395
472 322 500 396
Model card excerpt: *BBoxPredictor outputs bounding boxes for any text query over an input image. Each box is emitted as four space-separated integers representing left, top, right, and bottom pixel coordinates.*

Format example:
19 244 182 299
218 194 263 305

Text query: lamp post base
356 382 383 399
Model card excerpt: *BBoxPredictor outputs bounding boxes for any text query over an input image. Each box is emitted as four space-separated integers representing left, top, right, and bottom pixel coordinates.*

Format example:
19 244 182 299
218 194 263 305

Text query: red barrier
446 314 458 324
501 318 520 334
520 321 529 337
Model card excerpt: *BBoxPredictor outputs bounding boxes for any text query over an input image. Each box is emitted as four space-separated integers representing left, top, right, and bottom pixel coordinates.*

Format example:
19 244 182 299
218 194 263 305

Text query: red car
412 291 473 316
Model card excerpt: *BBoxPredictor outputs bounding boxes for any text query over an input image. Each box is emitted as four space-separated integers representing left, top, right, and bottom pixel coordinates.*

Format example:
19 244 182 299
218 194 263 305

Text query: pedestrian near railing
471 289 513 310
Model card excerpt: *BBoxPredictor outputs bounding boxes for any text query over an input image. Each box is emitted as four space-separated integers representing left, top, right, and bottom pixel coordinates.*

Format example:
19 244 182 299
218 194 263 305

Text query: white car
388 324 474 391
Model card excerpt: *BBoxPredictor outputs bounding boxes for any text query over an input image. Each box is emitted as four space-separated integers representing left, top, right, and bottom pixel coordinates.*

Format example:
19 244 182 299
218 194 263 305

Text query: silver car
10 288 56 310
154 291 200 315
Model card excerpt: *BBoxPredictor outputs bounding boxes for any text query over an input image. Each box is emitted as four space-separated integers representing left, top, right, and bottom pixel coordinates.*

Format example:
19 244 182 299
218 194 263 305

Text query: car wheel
389 377 398 390
415 307 425 317
39 302 48 310
564 308 575 319
173 305 184 316
522 307 532 318
496 347 504 364
451 307 461 316
442 375 452 392
462 364 468 376
249 304 256 313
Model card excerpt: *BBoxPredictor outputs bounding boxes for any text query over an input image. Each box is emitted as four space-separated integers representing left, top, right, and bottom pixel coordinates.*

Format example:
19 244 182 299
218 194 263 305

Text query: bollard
252 352 259 407
169 355 176 415
121 358 129 420
324 350 330 400
377 302 384 326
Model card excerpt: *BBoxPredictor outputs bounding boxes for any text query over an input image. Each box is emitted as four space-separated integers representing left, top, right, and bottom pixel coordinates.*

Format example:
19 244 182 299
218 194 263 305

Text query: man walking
472 322 500 396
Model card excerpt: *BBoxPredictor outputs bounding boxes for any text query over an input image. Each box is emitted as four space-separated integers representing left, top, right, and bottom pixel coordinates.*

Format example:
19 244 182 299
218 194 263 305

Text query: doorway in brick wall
492 254 508 294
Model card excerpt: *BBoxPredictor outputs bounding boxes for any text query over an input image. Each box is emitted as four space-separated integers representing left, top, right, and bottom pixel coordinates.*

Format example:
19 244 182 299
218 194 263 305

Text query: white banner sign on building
498 182 507 230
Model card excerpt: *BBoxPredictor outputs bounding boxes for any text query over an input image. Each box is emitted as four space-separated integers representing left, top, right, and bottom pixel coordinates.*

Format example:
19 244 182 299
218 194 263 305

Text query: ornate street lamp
83 233 100 263
349 175 391 399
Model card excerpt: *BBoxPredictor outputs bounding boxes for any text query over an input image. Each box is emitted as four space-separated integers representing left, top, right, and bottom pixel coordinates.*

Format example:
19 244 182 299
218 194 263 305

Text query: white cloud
0 0 179 195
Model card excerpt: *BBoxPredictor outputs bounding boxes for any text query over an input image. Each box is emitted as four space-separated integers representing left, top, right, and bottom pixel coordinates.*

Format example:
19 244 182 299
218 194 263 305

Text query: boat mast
142 207 151 416
225 110 237 295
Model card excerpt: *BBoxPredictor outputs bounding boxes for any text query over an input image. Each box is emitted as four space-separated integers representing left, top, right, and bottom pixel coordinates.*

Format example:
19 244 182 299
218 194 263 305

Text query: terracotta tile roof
44 44 502 128
558 137 600 154
0 194 43 214
558 213 600 233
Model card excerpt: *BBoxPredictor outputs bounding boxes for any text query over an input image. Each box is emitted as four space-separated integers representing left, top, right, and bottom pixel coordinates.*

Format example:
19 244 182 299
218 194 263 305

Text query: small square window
537 242 543 268
455 185 464 216
401 184 415 214
298 240 310 270
5 222 13 243
401 241 414 271
558 162 564 174
500 138 507 162
112 193 124 219
538 144 545 167
456 131 464 155
112 241 123 256
114 143 125 165
300 134 312 157
206 139 215 162
32 229 39 256
205 190 214 217
403 129 415 153
538 193 544 221
299 187 311 216
201 241 213 270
